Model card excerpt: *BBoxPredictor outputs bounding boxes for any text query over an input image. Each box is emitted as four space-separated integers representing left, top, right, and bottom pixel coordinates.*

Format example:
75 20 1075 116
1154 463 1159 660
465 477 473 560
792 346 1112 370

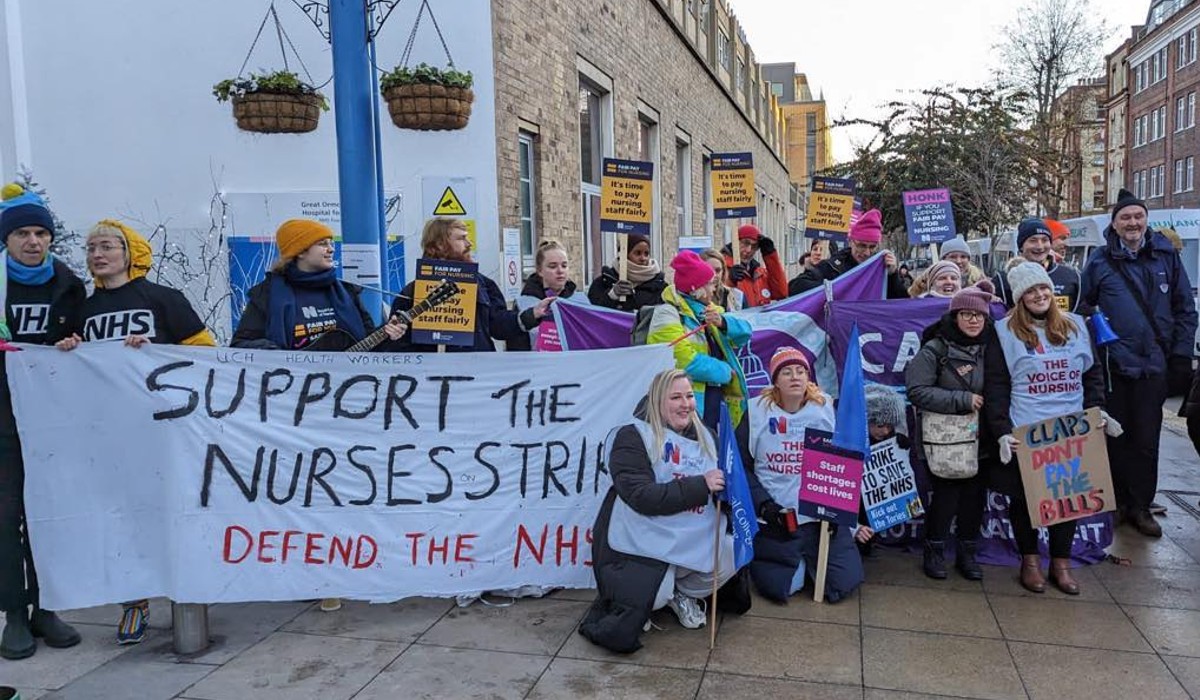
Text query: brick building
1053 78 1107 218
1105 40 1132 206
492 0 792 280
759 65 834 193
1125 0 1200 208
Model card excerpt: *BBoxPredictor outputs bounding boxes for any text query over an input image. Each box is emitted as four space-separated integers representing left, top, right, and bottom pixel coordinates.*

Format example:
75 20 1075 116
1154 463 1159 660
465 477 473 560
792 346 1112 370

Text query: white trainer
666 591 707 629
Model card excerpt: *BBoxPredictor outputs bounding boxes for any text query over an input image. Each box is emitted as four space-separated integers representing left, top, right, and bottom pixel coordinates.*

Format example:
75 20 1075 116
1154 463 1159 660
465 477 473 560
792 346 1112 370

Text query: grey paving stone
1123 604 1200 657
707 615 861 685
0 623 131 691
122 601 312 666
698 673 864 700
745 587 861 626
990 596 1152 652
1009 641 1189 700
1162 655 1200 698
864 549 984 593
353 644 550 699
39 659 214 700
526 658 702 699
1094 564 1200 610
861 584 1000 638
183 631 403 700
980 562 1113 603
417 597 587 656
862 627 1024 699
282 597 451 642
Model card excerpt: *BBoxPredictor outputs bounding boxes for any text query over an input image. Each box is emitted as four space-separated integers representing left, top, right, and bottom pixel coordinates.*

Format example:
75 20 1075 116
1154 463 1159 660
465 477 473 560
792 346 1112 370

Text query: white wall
1 0 498 331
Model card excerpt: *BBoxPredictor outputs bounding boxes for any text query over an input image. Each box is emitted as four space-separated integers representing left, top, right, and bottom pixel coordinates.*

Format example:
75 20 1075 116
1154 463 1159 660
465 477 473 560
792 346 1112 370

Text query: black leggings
0 435 36 611
924 471 987 541
1007 493 1076 558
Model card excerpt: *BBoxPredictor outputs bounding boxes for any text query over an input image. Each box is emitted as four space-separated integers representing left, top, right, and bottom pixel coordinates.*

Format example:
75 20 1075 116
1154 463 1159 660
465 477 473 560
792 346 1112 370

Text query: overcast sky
733 0 1151 162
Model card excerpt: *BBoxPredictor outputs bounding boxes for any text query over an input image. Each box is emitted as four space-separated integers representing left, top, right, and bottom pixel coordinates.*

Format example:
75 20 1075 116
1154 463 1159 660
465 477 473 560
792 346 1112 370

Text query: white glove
1100 410 1124 438
999 435 1019 464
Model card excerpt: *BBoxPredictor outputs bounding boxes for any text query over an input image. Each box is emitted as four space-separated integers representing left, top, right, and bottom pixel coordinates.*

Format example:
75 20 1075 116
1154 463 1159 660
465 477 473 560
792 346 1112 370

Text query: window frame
517 130 538 275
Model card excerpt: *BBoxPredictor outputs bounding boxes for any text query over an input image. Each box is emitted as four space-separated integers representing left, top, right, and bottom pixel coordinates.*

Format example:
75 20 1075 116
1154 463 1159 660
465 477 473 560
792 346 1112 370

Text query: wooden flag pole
617 233 629 303
708 501 721 649
812 521 831 603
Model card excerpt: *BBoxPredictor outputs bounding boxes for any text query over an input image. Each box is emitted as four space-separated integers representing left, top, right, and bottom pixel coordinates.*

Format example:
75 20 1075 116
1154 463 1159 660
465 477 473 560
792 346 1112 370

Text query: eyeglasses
957 311 986 321
86 242 125 254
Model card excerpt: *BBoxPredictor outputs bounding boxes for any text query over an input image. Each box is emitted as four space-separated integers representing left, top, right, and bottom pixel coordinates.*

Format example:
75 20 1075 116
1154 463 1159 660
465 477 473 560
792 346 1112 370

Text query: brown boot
1049 558 1080 595
1019 555 1045 593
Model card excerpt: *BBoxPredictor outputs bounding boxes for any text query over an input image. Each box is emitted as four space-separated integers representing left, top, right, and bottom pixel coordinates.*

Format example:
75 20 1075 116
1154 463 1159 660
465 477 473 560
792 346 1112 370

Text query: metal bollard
171 602 210 655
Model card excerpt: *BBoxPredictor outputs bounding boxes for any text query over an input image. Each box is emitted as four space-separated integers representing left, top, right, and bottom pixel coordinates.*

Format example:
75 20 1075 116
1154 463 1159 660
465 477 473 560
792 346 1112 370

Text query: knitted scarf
626 258 662 285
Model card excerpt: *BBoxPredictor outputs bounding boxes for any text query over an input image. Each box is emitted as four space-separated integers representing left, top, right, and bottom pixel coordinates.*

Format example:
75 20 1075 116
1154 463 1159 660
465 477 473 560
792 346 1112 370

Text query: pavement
4 415 1200 700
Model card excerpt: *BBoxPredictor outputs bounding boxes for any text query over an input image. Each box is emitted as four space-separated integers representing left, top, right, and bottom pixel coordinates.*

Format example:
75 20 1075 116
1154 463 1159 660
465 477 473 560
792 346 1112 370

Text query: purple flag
555 254 890 394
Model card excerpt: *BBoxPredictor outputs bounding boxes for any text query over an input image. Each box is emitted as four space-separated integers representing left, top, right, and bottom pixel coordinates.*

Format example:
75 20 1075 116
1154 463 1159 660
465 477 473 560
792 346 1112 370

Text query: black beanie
1015 217 1051 251
0 203 56 243
1111 188 1147 220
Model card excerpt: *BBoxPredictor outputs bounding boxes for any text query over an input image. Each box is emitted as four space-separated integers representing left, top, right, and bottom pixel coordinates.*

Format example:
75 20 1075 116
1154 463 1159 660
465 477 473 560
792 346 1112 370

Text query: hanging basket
382 83 474 131
231 92 323 134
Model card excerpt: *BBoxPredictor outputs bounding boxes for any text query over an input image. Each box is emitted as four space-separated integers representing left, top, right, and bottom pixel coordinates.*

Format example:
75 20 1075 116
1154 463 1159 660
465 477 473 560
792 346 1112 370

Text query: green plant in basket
213 70 328 111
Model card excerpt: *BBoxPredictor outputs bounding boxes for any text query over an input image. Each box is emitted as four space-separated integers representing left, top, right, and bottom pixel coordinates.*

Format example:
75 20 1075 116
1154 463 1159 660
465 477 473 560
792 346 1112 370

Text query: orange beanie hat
276 219 334 260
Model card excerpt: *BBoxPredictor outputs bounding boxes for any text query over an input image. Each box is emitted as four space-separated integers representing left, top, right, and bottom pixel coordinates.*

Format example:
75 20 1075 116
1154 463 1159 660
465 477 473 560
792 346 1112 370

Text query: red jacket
722 246 787 306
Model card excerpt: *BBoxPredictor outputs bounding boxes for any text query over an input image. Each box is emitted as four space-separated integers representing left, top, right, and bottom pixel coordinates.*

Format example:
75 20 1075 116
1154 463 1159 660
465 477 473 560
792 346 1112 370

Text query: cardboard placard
902 188 957 245
797 429 864 527
1013 407 1115 528
410 258 478 347
711 152 756 219
600 158 653 235
862 437 924 531
805 177 856 239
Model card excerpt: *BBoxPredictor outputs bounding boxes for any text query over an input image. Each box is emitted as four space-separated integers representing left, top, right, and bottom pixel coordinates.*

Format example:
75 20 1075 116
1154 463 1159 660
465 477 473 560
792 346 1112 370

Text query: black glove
601 268 619 285
757 235 776 256
728 263 750 283
756 500 790 535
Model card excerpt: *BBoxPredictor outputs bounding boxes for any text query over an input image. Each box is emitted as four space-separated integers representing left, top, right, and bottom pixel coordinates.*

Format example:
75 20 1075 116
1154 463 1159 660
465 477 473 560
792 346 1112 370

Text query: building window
736 57 746 94
1134 115 1142 146
702 153 713 239
1133 170 1142 199
1190 92 1197 128
1188 156 1196 191
1134 62 1145 93
578 74 612 277
1178 96 1187 131
770 82 784 97
1192 28 1199 65
1176 158 1185 193
717 31 731 71
518 131 538 274
1183 28 1199 68
675 137 691 240
1150 167 1159 198
637 112 661 255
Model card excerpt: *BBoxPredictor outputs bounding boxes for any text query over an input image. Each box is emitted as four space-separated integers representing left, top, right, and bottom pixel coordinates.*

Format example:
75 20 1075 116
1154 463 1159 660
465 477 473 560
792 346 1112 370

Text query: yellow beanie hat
89 219 153 286
276 219 334 260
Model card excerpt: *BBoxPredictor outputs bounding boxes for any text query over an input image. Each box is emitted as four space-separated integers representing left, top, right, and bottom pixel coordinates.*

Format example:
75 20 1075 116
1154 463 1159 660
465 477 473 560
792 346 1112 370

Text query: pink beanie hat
670 250 716 295
848 209 883 243
769 346 811 382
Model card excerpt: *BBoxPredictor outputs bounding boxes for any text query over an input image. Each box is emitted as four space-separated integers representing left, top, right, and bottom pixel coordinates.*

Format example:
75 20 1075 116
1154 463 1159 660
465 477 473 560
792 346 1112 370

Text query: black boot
955 540 983 581
31 609 81 649
923 540 948 580
1 608 36 660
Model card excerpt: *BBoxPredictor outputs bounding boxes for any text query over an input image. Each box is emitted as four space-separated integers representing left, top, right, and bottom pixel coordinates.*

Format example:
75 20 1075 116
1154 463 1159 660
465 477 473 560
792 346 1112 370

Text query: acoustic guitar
304 280 462 352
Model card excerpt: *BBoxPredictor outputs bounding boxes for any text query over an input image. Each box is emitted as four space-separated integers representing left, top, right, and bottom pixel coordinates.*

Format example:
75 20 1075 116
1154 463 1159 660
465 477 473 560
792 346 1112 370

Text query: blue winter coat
1081 227 1198 378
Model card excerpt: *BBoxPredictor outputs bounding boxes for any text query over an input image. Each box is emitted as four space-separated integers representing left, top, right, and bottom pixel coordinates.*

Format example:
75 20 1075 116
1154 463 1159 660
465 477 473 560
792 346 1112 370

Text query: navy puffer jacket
1082 227 1198 378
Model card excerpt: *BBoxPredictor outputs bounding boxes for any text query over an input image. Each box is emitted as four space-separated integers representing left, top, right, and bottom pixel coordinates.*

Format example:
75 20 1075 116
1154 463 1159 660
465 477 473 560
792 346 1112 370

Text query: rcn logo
301 305 321 319
663 441 681 464
769 416 788 435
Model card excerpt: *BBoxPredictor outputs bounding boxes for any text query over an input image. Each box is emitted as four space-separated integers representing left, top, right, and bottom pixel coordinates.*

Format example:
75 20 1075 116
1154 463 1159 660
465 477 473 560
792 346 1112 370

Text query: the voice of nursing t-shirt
749 397 836 516
80 278 206 344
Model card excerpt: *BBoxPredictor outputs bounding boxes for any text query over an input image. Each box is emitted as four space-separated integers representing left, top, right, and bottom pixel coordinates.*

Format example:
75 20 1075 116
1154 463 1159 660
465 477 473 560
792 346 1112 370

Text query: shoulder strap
1110 259 1168 351
931 338 976 392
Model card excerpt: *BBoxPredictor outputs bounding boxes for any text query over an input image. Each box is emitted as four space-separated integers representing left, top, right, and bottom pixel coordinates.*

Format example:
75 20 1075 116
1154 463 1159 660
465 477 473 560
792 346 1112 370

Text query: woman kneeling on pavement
745 347 866 604
983 262 1118 595
907 285 998 581
580 369 749 654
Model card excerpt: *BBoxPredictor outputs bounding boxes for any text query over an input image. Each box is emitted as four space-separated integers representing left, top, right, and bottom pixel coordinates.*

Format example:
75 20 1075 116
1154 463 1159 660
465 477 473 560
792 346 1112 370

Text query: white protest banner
9 344 673 609
861 437 924 531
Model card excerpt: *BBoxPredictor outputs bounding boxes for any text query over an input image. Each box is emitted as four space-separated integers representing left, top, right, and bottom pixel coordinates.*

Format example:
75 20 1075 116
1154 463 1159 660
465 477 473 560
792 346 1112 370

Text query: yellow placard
807 191 854 234
410 259 478 346
600 159 654 234
710 152 756 219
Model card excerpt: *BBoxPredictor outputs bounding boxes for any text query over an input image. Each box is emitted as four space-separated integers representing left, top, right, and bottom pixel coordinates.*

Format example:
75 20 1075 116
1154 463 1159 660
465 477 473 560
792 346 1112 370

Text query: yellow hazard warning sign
432 186 468 216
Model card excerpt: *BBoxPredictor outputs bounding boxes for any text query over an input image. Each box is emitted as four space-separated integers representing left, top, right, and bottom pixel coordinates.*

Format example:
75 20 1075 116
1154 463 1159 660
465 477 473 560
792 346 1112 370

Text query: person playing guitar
231 219 408 352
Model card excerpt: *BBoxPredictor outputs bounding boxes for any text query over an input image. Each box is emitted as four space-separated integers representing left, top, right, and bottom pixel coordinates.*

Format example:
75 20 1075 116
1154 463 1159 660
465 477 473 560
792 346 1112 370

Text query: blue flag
718 402 758 569
832 321 870 457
